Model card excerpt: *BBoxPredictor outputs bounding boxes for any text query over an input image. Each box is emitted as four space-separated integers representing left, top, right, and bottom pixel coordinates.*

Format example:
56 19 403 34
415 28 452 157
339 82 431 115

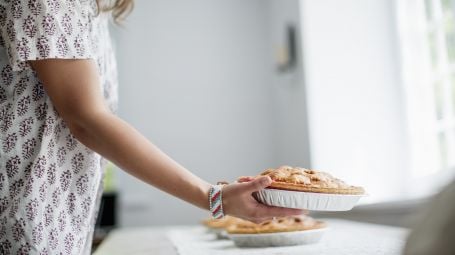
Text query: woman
0 0 301 254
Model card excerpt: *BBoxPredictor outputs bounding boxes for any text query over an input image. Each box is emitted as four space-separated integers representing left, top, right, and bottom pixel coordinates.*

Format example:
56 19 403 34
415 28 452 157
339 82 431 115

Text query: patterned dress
0 0 118 254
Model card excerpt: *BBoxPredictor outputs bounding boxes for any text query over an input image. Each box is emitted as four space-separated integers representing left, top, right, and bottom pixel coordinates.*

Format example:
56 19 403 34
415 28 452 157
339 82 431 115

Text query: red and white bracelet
209 184 225 219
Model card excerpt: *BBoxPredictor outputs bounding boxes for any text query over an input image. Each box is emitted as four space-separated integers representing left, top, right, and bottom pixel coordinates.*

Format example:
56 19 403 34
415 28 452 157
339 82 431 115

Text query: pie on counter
202 215 239 230
258 166 365 195
226 215 326 235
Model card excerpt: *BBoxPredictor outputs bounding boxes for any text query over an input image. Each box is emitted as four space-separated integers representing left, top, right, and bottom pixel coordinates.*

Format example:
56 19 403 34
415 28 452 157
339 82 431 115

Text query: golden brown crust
268 182 365 195
202 216 239 229
226 215 326 234
258 166 365 195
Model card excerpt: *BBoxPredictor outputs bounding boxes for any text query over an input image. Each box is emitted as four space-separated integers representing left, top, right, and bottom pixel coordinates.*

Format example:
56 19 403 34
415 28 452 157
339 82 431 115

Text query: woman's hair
97 0 134 22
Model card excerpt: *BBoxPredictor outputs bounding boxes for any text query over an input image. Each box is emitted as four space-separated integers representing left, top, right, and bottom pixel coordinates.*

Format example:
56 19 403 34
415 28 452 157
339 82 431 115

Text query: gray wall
267 0 312 167
113 0 289 226
112 0 405 226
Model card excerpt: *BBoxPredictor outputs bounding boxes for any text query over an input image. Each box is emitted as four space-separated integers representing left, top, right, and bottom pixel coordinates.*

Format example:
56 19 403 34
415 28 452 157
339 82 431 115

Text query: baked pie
257 166 365 195
226 215 326 234
202 215 239 230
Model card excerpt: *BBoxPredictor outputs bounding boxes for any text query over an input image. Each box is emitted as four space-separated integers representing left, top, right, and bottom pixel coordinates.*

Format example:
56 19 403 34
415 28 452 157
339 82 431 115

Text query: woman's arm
30 59 301 222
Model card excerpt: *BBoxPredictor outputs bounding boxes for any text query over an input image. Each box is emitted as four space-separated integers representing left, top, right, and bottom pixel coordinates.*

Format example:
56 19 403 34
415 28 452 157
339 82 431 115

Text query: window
398 0 455 193
425 0 455 170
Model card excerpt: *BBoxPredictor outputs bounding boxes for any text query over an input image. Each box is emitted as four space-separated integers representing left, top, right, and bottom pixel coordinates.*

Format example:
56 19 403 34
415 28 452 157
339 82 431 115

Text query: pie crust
226 215 326 234
257 166 365 195
202 215 239 229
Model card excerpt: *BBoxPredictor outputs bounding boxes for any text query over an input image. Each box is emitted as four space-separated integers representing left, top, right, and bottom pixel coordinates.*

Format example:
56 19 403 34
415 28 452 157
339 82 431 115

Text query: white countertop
94 219 409 255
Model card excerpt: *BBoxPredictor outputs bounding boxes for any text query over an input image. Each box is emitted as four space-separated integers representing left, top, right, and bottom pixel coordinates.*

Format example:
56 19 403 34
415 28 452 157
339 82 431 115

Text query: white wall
300 0 409 202
113 0 277 226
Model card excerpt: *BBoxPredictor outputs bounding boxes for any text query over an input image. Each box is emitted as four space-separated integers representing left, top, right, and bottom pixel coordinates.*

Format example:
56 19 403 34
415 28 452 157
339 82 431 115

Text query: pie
201 215 239 230
226 215 326 234
256 165 365 195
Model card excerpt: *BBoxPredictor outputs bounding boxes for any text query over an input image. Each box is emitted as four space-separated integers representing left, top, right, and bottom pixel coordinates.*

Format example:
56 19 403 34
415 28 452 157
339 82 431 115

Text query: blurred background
98 0 455 229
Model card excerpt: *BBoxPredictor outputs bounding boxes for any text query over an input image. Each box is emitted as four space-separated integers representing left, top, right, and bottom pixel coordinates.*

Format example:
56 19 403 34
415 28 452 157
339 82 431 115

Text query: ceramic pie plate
255 188 365 211
228 227 327 247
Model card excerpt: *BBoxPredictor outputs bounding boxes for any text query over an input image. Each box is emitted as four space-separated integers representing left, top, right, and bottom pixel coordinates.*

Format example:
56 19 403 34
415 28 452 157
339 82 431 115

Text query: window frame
396 0 455 195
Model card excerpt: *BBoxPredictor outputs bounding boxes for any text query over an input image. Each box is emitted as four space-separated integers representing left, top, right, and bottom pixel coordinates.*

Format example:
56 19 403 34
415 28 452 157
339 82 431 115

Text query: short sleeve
0 0 97 72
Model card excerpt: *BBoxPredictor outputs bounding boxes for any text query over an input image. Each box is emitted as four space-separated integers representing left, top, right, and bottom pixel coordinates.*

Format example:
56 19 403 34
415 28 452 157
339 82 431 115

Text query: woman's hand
222 176 303 223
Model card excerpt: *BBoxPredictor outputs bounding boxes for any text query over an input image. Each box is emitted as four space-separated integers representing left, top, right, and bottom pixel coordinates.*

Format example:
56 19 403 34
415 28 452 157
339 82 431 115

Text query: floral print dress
0 0 118 254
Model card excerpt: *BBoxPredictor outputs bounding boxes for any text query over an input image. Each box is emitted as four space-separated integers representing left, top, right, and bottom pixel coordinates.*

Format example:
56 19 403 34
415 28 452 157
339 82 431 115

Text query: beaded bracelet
209 184 225 219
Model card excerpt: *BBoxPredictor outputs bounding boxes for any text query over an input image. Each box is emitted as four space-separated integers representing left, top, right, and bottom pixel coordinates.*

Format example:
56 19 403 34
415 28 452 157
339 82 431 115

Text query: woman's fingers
241 176 272 192
231 176 271 194
223 176 304 223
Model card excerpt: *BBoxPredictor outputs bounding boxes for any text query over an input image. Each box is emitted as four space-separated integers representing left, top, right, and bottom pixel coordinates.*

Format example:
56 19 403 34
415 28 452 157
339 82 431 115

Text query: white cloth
166 220 408 255
0 0 118 254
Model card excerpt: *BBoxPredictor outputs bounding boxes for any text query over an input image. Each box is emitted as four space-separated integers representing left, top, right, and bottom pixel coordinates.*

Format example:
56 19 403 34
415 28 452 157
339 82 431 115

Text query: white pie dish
228 227 327 247
255 188 365 211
